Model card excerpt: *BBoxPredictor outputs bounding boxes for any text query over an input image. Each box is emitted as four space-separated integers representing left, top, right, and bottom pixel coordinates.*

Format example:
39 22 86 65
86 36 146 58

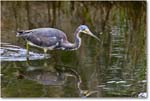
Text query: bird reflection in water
64 67 98 97
16 65 98 97
17 69 66 86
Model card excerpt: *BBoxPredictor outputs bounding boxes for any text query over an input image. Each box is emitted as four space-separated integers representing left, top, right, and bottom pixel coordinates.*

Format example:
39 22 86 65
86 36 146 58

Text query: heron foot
44 54 50 59
26 53 30 60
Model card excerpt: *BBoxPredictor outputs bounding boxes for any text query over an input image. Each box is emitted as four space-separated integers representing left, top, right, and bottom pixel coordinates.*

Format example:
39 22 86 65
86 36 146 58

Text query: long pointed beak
88 31 100 42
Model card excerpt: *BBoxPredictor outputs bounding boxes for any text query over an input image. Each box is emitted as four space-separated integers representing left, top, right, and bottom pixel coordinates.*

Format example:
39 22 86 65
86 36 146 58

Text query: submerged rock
0 42 50 61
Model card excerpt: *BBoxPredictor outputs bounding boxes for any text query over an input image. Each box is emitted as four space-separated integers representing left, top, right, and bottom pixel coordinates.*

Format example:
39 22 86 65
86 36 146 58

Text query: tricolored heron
16 25 100 56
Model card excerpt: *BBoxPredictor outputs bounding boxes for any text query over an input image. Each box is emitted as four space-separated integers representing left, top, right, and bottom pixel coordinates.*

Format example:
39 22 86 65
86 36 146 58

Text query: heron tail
16 30 31 37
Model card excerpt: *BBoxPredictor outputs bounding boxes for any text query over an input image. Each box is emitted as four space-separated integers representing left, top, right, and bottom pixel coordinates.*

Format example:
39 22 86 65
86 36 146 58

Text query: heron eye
82 28 86 31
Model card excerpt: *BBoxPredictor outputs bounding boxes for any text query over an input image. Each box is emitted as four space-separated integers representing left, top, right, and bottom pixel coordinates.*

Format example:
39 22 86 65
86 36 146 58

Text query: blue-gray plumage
16 25 100 55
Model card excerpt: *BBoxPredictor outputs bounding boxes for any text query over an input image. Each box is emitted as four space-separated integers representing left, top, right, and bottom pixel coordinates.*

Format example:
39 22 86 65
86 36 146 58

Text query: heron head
78 25 100 41
16 30 24 37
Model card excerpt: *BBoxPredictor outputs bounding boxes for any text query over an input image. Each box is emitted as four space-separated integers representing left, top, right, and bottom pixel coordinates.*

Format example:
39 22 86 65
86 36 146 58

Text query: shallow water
1 1 146 98
1 31 146 97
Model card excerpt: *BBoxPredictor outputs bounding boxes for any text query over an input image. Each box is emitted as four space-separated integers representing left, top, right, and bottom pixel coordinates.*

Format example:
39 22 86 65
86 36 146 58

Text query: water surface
1 1 146 98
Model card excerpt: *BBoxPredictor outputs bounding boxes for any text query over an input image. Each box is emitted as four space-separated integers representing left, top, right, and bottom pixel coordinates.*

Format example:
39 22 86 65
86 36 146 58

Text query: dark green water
1 1 146 98
1 28 146 97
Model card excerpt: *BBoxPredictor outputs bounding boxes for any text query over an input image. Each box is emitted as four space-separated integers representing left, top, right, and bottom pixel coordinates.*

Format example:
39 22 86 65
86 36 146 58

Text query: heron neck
74 32 81 49
61 29 81 50
73 30 81 50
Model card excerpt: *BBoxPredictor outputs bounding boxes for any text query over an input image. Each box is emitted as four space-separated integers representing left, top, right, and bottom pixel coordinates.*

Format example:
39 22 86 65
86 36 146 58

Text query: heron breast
48 42 59 50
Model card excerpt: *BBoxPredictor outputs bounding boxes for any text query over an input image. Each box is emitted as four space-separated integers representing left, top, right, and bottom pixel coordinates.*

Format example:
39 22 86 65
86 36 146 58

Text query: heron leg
43 48 48 57
26 42 29 57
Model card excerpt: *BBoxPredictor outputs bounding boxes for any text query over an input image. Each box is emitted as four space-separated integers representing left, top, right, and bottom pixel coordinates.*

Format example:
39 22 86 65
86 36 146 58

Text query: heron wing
27 33 59 47
22 28 67 47
30 28 67 39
